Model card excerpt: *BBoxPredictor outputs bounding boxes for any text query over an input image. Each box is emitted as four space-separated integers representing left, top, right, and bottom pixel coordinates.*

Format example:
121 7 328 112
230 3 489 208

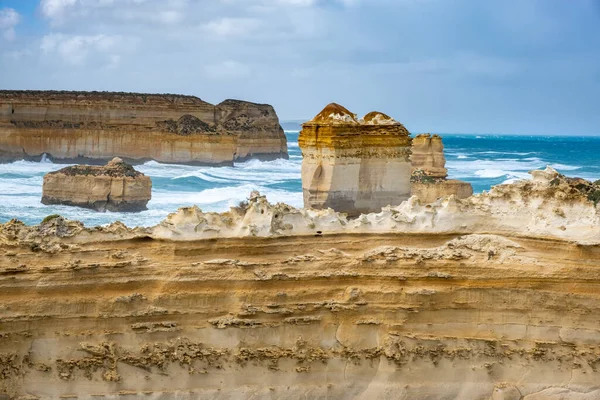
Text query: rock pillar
299 103 412 216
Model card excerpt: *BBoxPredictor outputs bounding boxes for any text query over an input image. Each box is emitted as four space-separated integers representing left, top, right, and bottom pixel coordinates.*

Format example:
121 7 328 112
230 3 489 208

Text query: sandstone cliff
410 133 473 203
1 170 600 399
41 157 152 212
299 104 412 216
0 91 288 165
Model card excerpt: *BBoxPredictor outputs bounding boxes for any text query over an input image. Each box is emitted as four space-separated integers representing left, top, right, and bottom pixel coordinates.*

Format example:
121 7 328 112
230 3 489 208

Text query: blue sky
0 0 599 135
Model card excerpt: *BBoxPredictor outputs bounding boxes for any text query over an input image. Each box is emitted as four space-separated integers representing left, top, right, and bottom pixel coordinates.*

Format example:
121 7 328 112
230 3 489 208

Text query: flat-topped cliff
42 157 152 212
0 91 288 165
299 103 412 216
1 169 600 399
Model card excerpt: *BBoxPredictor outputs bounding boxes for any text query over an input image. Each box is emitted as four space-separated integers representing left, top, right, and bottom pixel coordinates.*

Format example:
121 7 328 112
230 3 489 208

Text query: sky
0 0 599 135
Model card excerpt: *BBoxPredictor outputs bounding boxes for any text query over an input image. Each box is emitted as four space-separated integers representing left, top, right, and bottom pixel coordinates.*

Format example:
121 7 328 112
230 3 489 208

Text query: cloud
0 8 20 41
40 33 127 66
1 0 599 135
205 60 251 79
203 17 262 38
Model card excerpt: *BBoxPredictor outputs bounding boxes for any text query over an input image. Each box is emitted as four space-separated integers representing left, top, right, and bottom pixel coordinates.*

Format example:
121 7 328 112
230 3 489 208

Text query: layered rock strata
0 91 288 165
1 170 600 398
410 133 473 203
299 103 412 216
41 157 152 212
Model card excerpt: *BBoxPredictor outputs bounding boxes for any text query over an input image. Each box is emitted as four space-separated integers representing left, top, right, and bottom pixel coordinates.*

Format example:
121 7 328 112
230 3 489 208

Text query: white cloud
40 33 124 66
40 0 188 25
40 0 77 22
0 8 20 41
205 60 251 79
203 17 262 38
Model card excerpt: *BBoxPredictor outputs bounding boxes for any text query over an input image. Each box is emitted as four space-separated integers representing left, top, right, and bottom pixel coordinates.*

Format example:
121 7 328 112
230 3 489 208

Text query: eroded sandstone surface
1 168 600 399
41 157 152 212
299 104 413 216
411 133 473 203
0 91 288 165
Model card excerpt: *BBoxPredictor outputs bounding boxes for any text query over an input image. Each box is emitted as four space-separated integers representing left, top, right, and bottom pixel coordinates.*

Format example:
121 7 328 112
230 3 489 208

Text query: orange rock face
0 91 288 165
299 103 412 216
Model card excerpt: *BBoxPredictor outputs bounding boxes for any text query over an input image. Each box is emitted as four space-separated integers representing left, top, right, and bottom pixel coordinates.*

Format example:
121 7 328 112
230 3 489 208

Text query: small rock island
41 157 152 212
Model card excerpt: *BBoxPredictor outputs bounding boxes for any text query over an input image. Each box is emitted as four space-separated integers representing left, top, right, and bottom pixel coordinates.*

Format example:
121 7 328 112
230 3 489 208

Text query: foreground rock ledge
41 157 152 212
1 168 600 398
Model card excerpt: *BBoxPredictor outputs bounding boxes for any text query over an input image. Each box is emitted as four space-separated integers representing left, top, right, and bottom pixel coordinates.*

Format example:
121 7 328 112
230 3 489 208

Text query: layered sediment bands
1 170 600 398
299 104 412 216
41 158 152 212
1 232 600 399
0 91 287 165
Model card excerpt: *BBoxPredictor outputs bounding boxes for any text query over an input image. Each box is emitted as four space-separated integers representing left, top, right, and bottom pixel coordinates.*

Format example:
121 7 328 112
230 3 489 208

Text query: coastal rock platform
1 168 600 399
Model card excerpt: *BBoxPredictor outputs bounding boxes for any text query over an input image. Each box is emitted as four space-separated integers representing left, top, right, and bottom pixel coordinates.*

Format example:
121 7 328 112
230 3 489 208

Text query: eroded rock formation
410 133 473 203
411 133 447 178
1 169 600 399
41 157 152 212
0 91 288 165
299 103 412 216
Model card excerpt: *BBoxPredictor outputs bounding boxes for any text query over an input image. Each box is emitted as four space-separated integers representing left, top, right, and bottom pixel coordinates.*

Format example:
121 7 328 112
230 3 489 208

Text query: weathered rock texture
1 169 600 398
299 104 412 216
0 91 288 165
410 133 473 203
41 157 152 212
411 133 447 178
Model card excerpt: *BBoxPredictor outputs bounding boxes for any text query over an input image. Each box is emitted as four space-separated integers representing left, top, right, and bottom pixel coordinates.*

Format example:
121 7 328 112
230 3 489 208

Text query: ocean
1 132 599 227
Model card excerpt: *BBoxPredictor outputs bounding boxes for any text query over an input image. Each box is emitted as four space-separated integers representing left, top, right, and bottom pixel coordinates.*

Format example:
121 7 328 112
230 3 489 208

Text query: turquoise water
1 132 599 226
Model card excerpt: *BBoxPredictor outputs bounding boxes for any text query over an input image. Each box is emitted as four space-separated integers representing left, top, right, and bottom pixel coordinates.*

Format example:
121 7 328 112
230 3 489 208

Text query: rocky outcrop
0 91 288 165
410 133 447 178
410 133 473 202
150 167 600 244
298 103 412 216
1 170 600 398
41 157 152 212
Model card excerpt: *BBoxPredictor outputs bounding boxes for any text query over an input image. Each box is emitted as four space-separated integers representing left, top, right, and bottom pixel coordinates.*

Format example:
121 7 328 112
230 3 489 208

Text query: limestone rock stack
299 103 412 216
0 91 288 165
410 133 447 178
41 157 152 212
410 133 473 203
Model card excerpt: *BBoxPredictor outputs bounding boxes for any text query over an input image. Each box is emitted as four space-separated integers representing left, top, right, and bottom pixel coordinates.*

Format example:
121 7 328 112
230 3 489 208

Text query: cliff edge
0 91 288 165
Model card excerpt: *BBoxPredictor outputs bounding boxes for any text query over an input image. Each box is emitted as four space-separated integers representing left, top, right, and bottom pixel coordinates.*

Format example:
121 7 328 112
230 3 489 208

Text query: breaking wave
1 132 599 226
